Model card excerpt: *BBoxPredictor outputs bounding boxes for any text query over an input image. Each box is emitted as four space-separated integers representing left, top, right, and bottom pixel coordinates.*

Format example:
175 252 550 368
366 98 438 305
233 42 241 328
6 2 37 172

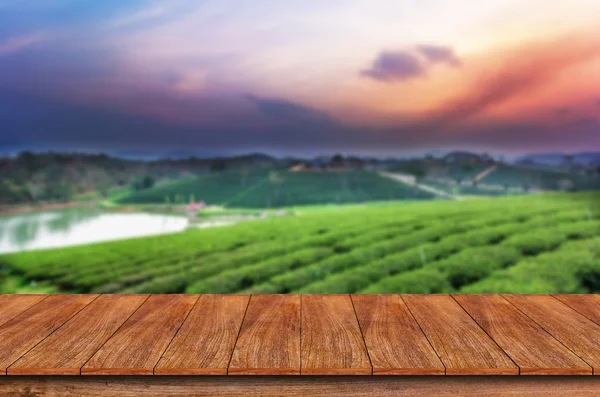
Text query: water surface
0 208 188 254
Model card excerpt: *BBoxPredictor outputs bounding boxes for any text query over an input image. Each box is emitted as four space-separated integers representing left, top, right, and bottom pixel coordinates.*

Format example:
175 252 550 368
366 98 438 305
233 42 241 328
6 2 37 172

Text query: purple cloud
360 51 424 82
416 45 461 67
245 94 334 126
362 45 461 82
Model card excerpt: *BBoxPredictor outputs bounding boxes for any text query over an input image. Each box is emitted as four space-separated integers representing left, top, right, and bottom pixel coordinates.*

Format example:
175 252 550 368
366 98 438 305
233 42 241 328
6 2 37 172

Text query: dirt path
473 165 499 183
379 172 460 200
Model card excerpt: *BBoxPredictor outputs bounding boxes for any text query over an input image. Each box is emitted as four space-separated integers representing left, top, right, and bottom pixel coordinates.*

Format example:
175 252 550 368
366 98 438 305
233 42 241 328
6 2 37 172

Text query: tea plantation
1 192 599 294
117 169 436 207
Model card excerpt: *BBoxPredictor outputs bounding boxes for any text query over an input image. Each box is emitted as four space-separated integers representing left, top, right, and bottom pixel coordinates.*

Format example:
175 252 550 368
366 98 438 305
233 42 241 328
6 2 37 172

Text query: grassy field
117 169 436 207
1 192 599 294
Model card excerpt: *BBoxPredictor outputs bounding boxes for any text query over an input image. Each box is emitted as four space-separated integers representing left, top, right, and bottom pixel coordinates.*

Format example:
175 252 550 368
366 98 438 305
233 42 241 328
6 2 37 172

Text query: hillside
117 169 436 207
1 192 599 294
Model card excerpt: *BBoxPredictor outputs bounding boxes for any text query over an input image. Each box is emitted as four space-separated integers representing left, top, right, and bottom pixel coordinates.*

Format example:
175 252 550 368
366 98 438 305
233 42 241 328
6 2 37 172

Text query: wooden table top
0 294 599 376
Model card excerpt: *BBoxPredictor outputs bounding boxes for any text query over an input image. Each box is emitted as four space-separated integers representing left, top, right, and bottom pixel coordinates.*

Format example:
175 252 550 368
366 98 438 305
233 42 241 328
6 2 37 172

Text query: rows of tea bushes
118 169 435 208
480 165 600 191
1 192 598 294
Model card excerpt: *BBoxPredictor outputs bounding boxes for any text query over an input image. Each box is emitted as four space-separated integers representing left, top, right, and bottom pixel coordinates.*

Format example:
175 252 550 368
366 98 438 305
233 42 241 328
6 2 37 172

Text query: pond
0 208 189 254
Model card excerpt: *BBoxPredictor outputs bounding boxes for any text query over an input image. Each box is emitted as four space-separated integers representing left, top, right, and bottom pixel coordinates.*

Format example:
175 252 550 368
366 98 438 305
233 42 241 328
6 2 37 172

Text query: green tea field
1 192 599 294
117 169 436 207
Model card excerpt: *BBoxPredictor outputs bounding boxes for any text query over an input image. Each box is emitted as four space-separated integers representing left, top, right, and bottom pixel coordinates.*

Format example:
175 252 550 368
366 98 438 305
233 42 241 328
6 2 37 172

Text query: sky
0 0 599 157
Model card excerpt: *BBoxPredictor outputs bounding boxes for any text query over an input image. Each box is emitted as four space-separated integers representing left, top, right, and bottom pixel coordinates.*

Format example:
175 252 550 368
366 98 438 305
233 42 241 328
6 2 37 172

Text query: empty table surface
0 294 599 376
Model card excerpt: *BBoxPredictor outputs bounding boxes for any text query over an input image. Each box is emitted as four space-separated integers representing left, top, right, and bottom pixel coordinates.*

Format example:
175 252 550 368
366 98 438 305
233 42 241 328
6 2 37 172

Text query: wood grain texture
9 295 149 375
352 295 444 375
553 295 600 325
229 295 300 375
301 294 371 375
504 294 600 375
0 294 97 375
82 295 198 375
0 294 47 328
156 295 249 375
402 295 517 375
2 376 600 397
454 294 591 375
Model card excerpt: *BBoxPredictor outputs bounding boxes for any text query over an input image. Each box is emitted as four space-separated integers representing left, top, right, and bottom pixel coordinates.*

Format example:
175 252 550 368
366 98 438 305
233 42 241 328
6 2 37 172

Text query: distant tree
461 164 475 174
210 159 227 173
403 161 427 184
331 154 344 165
564 154 574 165
189 193 196 204
132 175 155 191
412 169 426 185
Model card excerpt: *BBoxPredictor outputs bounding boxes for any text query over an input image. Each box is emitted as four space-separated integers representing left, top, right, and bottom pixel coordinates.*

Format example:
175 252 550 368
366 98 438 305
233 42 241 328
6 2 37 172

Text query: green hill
117 169 436 207
480 164 600 190
2 192 599 294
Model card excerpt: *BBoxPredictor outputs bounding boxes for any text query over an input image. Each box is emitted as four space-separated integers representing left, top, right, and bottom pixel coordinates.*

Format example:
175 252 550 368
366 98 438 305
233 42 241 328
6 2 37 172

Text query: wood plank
229 295 300 375
402 294 517 375
504 294 600 375
454 294 591 375
155 295 249 375
0 294 97 375
553 295 600 325
0 295 47 328
352 294 444 375
81 295 198 375
9 295 149 375
301 294 371 375
2 376 600 397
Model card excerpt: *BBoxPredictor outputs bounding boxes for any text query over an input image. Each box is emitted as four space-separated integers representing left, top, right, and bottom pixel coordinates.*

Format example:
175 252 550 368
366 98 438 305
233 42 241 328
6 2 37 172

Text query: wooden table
1 294 599 396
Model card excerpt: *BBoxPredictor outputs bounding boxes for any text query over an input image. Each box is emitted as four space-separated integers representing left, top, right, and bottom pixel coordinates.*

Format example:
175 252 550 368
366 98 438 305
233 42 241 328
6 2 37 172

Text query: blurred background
1 0 599 294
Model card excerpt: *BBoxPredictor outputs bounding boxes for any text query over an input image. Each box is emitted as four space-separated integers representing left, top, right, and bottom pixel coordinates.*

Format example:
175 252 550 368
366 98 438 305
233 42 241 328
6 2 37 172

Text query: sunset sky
1 0 599 156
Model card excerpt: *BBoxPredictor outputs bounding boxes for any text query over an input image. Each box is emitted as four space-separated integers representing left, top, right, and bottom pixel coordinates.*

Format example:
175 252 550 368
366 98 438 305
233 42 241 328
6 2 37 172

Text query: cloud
109 5 168 28
423 34 600 127
555 107 571 115
361 45 461 82
416 45 461 67
0 33 49 56
245 95 335 127
360 51 424 82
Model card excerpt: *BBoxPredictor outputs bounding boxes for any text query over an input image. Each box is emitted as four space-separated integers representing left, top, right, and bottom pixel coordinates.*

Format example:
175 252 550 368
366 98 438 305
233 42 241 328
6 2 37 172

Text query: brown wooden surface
301 294 371 375
454 294 591 375
553 294 600 325
229 295 300 375
0 294 47 328
0 294 97 375
9 295 149 375
403 294 518 375
1 294 600 377
82 295 198 375
504 294 600 375
156 295 249 375
2 376 600 397
352 295 444 375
